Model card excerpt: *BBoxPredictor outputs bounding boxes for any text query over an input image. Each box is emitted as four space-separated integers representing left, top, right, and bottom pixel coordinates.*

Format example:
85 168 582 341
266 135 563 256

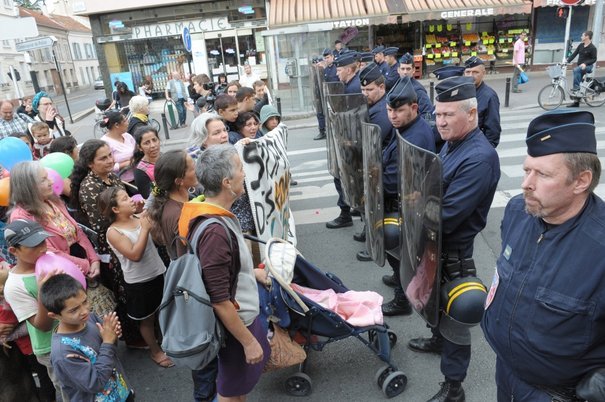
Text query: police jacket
382 115 435 197
384 63 399 91
377 61 389 76
482 194 605 388
440 127 500 256
411 78 435 118
476 82 501 148
368 95 393 147
324 64 339 83
344 72 361 94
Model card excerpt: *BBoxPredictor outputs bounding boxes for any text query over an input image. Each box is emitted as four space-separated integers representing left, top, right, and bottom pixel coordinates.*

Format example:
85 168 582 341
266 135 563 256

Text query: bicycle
537 63 605 110
93 99 161 138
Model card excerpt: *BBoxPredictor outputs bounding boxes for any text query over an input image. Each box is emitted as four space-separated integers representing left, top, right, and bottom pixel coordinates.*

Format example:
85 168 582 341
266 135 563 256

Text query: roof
50 14 91 33
18 7 66 31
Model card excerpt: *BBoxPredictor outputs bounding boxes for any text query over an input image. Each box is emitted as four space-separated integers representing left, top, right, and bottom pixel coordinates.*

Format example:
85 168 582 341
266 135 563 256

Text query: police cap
359 52 375 63
435 76 476 102
333 51 359 67
372 45 385 54
386 77 417 108
432 65 465 80
383 47 399 56
359 63 383 86
526 110 596 157
322 48 332 56
399 52 414 65
464 56 484 69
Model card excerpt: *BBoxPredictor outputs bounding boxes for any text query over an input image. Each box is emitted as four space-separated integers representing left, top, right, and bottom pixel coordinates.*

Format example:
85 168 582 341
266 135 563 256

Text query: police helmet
439 277 487 345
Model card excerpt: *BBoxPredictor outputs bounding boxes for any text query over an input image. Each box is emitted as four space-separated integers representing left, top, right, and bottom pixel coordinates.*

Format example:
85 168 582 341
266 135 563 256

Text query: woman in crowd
31 92 69 138
131 126 161 199
225 80 241 97
69 139 144 348
178 144 269 401
16 96 36 119
229 111 262 144
115 82 135 113
127 95 152 135
100 110 136 185
9 160 100 278
187 112 229 160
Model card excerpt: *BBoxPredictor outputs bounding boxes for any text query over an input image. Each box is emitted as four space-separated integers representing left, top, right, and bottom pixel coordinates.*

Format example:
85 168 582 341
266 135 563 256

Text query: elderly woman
69 139 144 348
31 91 68 138
9 161 100 278
127 95 151 134
186 112 229 160
178 144 269 401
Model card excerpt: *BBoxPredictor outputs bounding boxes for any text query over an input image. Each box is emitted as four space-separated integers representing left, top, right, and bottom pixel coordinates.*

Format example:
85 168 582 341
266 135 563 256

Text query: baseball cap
4 219 51 247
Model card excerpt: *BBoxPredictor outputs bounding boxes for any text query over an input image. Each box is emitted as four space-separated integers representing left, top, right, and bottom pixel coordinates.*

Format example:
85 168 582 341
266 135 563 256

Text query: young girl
99 187 174 368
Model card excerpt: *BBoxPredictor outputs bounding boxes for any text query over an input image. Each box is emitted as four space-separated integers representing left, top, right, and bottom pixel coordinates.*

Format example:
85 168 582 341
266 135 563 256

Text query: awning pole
563 6 573 64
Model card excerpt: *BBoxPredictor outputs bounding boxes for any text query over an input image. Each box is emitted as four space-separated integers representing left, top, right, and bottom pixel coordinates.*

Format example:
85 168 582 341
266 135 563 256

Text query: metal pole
9 65 23 100
429 81 434 103
505 77 511 107
161 112 170 139
52 47 73 124
592 0 604 54
276 97 282 116
563 6 573 64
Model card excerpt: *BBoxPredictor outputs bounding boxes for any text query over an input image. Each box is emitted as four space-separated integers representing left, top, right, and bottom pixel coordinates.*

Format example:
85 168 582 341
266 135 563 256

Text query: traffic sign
15 36 56 52
182 27 192 53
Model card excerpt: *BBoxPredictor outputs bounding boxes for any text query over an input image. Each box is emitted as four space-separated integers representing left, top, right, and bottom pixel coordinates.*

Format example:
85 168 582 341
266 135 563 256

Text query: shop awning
399 0 533 23
532 0 596 7
268 0 393 28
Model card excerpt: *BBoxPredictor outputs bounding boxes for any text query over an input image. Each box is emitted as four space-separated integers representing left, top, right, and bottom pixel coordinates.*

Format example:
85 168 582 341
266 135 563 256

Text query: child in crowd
236 87 257 114
40 273 133 402
259 104 281 135
30 122 54 159
98 187 173 368
49 135 79 161
2 219 68 401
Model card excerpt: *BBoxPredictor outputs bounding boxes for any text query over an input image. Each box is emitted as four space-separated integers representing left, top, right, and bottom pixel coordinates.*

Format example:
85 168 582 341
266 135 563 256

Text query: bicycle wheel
163 100 179 129
538 84 564 110
93 121 105 138
584 86 605 107
149 118 161 134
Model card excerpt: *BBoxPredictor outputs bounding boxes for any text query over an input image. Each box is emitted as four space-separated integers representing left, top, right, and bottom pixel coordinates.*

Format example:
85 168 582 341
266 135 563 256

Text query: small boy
40 273 133 402
3 219 66 400
259 104 281 135
30 121 53 159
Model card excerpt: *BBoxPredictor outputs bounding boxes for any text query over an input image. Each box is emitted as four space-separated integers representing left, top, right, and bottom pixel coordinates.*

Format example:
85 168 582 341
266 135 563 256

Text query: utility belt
534 384 583 402
441 249 476 282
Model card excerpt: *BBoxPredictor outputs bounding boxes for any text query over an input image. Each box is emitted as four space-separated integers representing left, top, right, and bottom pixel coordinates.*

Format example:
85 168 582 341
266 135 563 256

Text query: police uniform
316 48 339 140
430 65 466 152
383 47 400 91
482 111 605 402
373 45 389 76
408 76 500 401
399 53 435 124
465 56 501 148
360 63 392 145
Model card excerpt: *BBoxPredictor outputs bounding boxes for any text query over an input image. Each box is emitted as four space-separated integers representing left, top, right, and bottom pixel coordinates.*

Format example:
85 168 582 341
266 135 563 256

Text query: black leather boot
408 335 444 354
426 380 465 402
382 274 397 287
381 295 412 316
314 130 326 140
325 213 353 229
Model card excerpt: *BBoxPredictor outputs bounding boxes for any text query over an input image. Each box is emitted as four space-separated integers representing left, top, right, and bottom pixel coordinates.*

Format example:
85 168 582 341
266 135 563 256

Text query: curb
72 107 95 122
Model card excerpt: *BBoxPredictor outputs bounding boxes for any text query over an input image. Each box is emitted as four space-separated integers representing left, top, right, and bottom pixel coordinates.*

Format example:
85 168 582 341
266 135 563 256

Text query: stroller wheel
381 371 407 398
387 330 398 349
374 365 395 388
285 372 312 397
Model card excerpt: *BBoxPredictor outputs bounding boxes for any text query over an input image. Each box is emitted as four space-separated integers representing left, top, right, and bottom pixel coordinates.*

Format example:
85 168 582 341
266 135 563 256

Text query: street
48 72 604 401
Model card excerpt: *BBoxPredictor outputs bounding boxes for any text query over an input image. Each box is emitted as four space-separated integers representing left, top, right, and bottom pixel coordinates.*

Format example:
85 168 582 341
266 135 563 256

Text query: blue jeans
192 358 218 402
175 98 187 125
573 64 593 90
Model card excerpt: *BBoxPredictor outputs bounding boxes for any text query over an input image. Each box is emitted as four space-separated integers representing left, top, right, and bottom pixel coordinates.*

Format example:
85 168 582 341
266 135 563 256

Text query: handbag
263 322 306 372
86 278 117 318
518 66 529 84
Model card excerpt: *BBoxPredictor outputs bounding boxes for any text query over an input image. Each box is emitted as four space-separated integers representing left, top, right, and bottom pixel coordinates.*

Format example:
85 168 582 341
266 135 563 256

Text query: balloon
40 153 74 179
131 194 144 203
35 252 87 289
0 137 33 171
45 168 63 196
0 177 9 207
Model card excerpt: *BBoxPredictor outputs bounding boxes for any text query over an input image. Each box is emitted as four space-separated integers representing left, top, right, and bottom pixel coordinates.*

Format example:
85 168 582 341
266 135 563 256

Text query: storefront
77 0 267 97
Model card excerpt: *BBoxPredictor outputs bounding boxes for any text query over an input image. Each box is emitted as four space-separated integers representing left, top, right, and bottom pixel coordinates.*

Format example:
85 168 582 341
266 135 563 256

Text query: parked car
94 76 104 90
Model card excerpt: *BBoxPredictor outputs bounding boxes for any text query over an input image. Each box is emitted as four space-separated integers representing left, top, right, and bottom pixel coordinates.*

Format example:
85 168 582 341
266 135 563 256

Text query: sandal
151 353 175 368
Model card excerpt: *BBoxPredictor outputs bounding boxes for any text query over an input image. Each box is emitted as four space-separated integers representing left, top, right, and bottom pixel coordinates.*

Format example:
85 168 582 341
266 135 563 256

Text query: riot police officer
373 45 388 76
358 52 375 71
407 76 500 402
383 47 400 91
397 53 434 123
482 110 605 402
463 56 501 148
314 48 339 141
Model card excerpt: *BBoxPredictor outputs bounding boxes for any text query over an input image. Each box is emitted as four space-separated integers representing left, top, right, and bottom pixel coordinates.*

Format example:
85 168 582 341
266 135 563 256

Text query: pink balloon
35 252 87 289
45 168 63 196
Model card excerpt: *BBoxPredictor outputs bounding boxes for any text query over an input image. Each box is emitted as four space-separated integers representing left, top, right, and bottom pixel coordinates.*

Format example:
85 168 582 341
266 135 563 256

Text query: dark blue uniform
436 127 500 381
324 64 338 83
384 63 399 91
482 193 605 400
368 95 392 146
476 82 501 148
411 78 434 118
377 60 389 76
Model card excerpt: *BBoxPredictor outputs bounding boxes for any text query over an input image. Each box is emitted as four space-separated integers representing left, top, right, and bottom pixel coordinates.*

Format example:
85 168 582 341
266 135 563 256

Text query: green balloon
40 153 74 179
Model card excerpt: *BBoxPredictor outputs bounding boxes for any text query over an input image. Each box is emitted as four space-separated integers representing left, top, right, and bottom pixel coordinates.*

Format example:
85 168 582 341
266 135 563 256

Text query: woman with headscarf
31 91 69 138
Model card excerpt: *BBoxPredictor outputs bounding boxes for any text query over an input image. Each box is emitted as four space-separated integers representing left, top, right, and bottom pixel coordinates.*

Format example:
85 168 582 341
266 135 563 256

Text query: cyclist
567 30 597 107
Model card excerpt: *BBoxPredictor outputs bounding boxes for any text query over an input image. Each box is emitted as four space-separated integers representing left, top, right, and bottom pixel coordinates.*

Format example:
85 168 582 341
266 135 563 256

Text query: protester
49 135 78 161
16 96 36 119
187 112 229 160
229 111 261 144
0 100 34 139
32 92 69 138
259 104 280 135
226 81 241 97
236 87 257 114
131 126 161 199
127 95 152 135
9 132 35 157
100 111 136 184
30 122 53 160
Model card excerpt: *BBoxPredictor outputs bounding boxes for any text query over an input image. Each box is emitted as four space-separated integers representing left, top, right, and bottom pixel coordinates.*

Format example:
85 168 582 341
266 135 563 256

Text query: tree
14 0 45 10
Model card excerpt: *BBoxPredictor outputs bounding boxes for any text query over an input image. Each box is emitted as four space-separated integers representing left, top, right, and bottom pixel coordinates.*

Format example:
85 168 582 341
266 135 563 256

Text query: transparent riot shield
362 122 385 266
323 82 344 178
309 63 324 116
326 93 368 210
398 136 442 327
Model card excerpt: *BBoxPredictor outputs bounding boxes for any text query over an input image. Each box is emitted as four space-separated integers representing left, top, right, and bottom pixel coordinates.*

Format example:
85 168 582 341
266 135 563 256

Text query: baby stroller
261 238 407 398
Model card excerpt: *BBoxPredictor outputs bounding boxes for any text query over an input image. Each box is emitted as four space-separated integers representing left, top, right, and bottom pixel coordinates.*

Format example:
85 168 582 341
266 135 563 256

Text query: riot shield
323 82 344 178
362 122 385 266
309 63 324 115
398 136 442 327
326 93 368 210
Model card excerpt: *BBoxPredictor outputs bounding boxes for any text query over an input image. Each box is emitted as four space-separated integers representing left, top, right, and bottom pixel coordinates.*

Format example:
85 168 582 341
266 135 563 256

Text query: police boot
314 129 326 140
381 293 412 316
382 274 397 287
426 380 465 402
326 212 353 229
408 335 444 354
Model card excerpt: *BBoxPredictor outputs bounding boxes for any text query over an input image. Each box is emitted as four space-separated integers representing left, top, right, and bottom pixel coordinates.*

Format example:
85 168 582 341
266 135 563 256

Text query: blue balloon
0 137 33 171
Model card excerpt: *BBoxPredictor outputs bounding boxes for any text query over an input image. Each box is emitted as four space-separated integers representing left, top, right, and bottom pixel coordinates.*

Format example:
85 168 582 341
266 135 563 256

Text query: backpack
158 217 231 370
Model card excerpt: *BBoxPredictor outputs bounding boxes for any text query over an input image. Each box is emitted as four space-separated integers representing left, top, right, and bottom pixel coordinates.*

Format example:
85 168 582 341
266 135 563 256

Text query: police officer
380 76 436 314
407 76 500 402
383 47 400 91
398 53 434 124
314 48 339 141
358 52 375 71
373 45 388 75
325 51 362 229
333 39 346 57
464 56 501 148
482 110 605 402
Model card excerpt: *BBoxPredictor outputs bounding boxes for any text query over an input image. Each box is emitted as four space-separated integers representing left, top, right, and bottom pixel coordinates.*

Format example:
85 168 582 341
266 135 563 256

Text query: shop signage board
400 4 533 23
16 36 56 52
132 17 234 40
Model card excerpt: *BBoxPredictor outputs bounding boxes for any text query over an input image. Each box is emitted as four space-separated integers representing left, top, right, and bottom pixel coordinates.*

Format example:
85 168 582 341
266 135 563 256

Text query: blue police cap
435 76 476 102
360 63 383 86
359 52 375 63
322 48 332 56
399 52 414 65
464 56 484 69
433 65 465 80
383 47 399 56
386 77 418 108
372 45 385 54
334 51 359 67
526 110 596 157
